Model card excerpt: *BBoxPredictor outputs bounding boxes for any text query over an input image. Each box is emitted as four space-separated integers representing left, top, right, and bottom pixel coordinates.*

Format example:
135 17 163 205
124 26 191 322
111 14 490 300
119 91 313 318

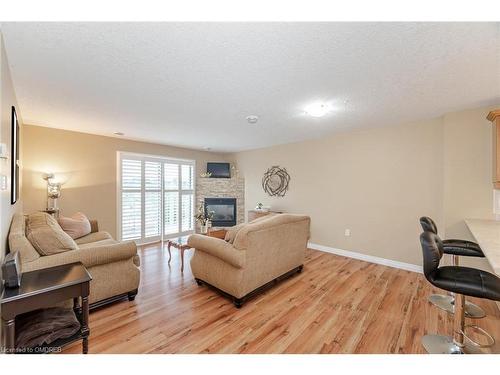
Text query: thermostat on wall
0 143 8 159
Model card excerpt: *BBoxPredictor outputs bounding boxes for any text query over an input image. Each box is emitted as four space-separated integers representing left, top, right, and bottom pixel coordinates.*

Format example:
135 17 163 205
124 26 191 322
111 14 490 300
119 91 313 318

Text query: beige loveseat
188 214 310 307
8 213 141 308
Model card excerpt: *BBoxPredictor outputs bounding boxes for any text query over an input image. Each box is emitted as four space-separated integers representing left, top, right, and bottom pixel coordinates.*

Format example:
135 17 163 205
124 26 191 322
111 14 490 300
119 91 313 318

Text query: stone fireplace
196 176 244 231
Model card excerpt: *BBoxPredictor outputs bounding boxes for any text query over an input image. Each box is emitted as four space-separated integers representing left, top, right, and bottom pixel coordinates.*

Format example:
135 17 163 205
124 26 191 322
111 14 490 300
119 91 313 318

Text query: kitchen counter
464 219 500 275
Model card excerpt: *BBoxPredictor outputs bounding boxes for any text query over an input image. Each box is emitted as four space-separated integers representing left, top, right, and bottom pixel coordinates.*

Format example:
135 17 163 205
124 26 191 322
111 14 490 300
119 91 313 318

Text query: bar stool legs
422 293 466 354
422 293 494 354
428 294 486 318
453 293 465 348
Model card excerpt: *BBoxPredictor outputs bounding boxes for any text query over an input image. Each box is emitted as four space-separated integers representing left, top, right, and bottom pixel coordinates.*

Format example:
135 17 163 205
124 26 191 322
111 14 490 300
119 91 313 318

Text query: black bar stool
419 216 486 318
420 231 500 353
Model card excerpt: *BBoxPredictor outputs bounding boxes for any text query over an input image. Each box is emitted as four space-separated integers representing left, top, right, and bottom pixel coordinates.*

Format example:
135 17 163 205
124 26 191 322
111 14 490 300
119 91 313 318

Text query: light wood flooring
63 244 500 354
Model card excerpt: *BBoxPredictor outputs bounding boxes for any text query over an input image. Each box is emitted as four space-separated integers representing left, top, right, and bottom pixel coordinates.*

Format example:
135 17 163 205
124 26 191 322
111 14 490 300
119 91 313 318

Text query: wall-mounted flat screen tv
207 162 230 178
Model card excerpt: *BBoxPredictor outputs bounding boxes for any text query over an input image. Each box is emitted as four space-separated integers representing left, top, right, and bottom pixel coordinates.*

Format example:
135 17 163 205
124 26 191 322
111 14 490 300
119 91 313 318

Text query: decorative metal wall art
262 166 290 197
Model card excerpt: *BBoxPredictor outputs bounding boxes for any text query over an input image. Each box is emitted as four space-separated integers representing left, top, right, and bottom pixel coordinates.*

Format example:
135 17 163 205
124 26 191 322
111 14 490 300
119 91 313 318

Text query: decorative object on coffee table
194 204 214 234
0 262 91 354
262 166 290 197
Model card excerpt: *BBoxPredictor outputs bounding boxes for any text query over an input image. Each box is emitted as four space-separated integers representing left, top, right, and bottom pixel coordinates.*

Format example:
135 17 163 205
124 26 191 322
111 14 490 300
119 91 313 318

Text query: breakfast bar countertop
465 218 500 276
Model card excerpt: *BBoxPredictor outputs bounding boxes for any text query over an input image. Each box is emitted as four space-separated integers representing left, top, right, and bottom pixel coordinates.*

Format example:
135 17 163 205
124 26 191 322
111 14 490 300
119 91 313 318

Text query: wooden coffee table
167 229 227 273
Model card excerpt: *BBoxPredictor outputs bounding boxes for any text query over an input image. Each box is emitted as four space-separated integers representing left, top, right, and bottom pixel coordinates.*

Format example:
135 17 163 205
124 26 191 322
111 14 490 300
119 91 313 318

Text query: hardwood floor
63 244 500 354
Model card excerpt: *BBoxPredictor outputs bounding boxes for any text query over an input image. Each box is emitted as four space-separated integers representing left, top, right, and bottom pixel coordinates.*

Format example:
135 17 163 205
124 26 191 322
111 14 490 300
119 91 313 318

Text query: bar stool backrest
420 216 438 234
420 231 444 281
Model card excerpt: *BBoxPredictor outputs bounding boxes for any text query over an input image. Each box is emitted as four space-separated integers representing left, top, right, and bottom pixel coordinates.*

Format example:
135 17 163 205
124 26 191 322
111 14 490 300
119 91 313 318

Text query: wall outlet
344 229 351 237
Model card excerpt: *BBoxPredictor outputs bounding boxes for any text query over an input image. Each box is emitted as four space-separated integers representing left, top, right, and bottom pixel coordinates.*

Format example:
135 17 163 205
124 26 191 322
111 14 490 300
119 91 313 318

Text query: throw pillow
58 212 92 240
26 212 78 256
224 223 245 244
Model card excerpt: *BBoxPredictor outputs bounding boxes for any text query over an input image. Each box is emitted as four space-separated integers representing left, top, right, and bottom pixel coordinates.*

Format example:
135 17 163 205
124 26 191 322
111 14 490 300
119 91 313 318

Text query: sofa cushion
224 223 245 244
224 214 278 244
26 212 78 256
58 212 92 239
75 231 113 245
8 214 41 263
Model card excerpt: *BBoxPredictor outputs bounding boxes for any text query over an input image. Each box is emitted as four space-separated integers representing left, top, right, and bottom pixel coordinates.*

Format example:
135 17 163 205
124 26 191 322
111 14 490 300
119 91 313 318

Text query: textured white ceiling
1 22 499 152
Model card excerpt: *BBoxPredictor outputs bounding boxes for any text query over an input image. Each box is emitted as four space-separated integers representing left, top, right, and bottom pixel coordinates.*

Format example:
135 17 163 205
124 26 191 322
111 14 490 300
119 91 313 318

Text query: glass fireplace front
204 198 237 227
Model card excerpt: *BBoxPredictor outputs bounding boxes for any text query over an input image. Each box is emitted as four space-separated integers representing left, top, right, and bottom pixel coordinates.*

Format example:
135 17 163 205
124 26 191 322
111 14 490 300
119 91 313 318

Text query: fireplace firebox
204 198 237 227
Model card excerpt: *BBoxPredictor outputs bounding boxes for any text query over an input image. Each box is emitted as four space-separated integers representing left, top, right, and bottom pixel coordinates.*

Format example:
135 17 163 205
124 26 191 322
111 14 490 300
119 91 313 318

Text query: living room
1 1 500 373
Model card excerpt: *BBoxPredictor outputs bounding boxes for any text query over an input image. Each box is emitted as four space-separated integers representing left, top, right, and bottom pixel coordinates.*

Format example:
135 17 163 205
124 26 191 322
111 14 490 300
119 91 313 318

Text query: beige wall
443 107 495 239
441 106 497 271
22 125 230 238
233 118 445 266
1 34 23 260
233 105 499 267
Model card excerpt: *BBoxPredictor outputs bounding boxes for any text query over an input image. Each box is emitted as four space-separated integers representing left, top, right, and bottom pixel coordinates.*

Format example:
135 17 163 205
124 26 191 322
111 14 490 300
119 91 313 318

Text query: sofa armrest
187 234 244 268
22 241 138 272
89 220 99 233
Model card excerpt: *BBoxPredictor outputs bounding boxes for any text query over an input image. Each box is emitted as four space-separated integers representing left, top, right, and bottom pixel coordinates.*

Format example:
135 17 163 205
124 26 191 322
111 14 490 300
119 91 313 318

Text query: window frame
117 151 196 244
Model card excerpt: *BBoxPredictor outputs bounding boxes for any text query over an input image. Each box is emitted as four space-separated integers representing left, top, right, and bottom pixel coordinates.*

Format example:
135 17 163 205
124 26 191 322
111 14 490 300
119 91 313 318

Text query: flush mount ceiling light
246 115 259 124
304 102 332 118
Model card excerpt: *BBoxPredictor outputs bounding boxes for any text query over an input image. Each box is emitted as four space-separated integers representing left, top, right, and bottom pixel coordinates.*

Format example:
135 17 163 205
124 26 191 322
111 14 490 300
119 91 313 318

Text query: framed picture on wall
11 106 19 204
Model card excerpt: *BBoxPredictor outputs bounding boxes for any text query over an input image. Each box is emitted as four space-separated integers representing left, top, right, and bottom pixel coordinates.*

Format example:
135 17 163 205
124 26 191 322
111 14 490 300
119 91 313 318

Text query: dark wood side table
1 262 92 354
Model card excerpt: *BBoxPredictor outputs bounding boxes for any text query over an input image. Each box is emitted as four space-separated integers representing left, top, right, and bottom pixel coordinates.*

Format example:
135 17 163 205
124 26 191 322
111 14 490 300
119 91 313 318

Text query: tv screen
207 162 230 178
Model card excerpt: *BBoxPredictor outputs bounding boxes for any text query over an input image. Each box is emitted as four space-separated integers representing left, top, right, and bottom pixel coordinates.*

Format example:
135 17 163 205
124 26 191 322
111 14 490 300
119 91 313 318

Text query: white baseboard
308 242 423 273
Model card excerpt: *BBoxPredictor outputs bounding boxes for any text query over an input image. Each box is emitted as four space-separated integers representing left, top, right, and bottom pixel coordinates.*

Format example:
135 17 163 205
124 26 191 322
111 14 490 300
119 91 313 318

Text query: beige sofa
188 214 310 307
8 213 141 308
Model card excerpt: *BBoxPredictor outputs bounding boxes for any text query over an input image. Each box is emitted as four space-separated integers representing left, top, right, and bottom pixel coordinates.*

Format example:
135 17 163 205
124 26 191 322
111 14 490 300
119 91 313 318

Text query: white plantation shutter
181 193 194 232
180 164 194 232
164 192 179 235
122 159 142 189
121 159 142 240
144 161 162 238
121 192 141 240
119 153 195 242
164 163 179 190
181 164 194 190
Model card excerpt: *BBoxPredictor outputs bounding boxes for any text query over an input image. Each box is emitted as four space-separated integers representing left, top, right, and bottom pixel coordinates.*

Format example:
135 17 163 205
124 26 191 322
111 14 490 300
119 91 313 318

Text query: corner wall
0 31 24 346
233 105 499 268
441 106 497 271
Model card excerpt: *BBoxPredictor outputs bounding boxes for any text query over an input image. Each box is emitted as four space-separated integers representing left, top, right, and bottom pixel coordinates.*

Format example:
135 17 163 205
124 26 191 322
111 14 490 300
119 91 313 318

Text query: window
118 152 195 243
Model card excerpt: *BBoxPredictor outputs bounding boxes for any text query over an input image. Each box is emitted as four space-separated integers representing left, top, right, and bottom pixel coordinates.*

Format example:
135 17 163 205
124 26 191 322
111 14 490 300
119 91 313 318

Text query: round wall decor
262 166 290 197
